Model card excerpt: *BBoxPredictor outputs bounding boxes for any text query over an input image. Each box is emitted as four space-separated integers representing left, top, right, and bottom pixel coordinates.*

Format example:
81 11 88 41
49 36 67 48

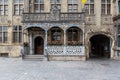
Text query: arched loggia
66 27 83 45
47 27 64 45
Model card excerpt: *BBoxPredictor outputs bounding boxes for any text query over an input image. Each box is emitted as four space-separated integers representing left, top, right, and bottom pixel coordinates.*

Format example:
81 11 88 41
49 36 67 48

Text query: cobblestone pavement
0 58 120 80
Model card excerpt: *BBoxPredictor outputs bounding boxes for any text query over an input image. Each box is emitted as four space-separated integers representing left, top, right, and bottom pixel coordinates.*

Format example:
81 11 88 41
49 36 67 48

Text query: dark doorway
90 34 110 58
34 37 44 55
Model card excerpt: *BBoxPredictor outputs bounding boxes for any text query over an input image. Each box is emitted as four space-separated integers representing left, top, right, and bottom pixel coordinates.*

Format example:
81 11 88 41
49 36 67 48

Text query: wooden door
34 37 44 55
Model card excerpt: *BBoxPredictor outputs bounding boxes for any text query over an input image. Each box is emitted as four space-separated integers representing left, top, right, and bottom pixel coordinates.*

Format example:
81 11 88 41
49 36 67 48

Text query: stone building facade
113 0 120 60
0 0 118 60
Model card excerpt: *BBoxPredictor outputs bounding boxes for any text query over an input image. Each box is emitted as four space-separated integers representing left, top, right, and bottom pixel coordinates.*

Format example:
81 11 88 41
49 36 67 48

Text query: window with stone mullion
3 32 7 43
68 29 78 42
13 26 22 43
0 26 2 43
14 5 19 15
34 0 44 13
0 5 3 15
0 0 8 15
101 0 111 15
14 0 23 15
0 26 8 43
4 5 8 15
68 0 78 12
85 0 94 15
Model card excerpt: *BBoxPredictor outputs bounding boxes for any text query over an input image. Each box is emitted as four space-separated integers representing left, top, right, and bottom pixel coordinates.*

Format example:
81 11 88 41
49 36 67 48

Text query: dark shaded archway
34 36 44 55
90 34 110 58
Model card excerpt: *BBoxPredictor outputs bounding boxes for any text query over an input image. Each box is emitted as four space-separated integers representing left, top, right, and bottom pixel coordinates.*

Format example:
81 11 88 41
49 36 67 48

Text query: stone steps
23 55 45 61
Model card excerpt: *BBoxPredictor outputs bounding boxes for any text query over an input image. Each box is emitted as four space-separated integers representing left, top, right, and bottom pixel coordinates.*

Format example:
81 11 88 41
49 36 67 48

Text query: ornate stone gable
50 2 60 21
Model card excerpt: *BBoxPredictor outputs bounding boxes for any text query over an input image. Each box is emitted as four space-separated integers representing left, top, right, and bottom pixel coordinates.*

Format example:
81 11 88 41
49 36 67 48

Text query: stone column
24 0 28 12
8 0 13 45
44 29 48 55
115 0 119 15
64 29 66 45
82 22 85 56
78 0 82 12
95 0 101 27
45 29 48 46
30 33 33 55
61 0 67 12
44 0 50 12
28 0 31 13
64 28 66 54
31 0 34 13
82 22 85 45
21 25 24 55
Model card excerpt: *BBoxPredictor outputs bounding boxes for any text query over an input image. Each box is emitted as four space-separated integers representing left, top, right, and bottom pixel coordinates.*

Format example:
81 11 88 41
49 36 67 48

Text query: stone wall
0 45 21 57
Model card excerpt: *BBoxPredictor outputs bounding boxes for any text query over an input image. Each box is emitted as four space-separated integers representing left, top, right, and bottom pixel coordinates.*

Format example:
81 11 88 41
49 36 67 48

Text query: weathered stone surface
0 58 120 80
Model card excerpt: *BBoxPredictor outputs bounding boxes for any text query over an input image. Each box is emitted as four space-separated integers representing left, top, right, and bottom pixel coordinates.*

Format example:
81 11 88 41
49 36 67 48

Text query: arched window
51 30 61 41
67 27 82 45
68 28 78 41
48 27 63 45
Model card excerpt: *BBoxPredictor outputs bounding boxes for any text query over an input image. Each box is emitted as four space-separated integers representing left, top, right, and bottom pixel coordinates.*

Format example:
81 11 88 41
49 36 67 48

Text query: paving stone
0 58 120 80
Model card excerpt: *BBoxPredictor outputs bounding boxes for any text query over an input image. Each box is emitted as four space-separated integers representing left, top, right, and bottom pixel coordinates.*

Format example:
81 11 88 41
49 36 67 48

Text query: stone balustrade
22 12 83 23
47 46 85 55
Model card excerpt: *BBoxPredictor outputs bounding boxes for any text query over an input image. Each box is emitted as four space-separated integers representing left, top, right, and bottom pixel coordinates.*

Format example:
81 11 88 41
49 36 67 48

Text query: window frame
85 0 94 15
67 27 81 45
0 26 8 43
101 0 111 15
34 0 44 13
67 0 78 12
13 0 24 16
0 0 8 16
12 25 22 43
48 27 63 45
118 1 120 13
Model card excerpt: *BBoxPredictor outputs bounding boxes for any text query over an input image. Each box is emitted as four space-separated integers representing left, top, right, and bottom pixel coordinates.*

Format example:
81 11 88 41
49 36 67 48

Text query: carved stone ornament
50 3 60 21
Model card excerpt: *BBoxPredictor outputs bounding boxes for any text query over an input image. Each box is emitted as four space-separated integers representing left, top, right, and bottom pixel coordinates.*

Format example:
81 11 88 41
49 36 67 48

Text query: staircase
23 55 45 61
